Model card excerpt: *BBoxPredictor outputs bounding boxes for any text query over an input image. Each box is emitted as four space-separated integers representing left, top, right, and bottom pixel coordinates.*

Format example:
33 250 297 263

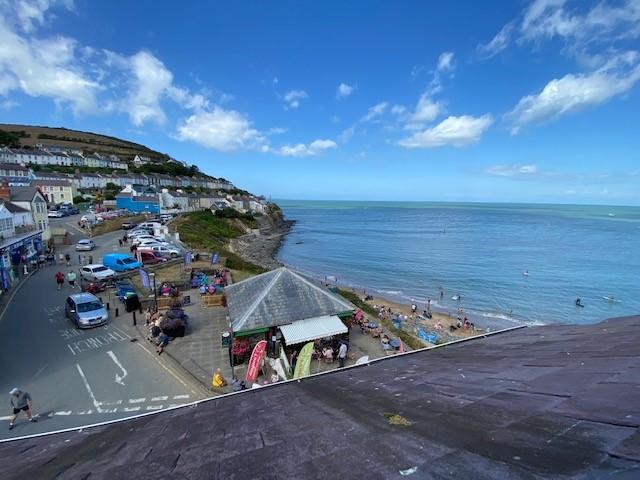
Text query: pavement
0 214 206 440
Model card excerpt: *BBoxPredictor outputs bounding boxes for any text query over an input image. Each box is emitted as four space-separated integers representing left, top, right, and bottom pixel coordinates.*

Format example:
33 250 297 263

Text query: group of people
145 303 188 354
55 270 77 290
309 337 349 368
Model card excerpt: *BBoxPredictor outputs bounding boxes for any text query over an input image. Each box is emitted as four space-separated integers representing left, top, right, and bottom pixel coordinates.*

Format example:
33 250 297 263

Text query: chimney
0 180 11 201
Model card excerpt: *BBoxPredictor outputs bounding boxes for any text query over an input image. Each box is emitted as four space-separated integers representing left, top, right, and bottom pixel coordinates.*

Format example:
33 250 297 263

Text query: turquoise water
276 200 640 328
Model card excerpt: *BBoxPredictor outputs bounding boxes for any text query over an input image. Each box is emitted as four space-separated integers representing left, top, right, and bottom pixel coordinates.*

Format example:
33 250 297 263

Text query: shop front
0 231 44 291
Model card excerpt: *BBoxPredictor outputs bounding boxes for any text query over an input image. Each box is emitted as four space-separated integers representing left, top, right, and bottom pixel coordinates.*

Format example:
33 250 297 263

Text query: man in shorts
66 270 77 289
9 388 37 430
55 271 65 290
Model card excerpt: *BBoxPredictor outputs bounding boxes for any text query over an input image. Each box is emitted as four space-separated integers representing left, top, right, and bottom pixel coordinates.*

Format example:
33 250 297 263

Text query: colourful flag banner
399 338 405 353
245 340 267 382
293 342 314 380
139 269 150 290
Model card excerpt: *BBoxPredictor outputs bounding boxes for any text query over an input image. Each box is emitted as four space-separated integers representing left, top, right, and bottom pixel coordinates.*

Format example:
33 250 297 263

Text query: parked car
48 210 64 218
121 222 135 230
75 239 95 251
139 221 162 230
127 229 152 238
137 244 181 258
131 235 162 246
80 264 116 282
60 205 79 215
65 293 109 329
139 251 167 265
102 253 142 272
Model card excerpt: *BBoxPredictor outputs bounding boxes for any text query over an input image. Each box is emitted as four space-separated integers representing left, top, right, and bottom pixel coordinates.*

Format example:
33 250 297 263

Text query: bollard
106 302 110 311
115 307 119 317
132 311 137 326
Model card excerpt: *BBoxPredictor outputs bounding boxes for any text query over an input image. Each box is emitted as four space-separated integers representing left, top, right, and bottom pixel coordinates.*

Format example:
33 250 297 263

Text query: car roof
69 292 100 303
77 239 93 243
103 253 132 260
83 264 110 269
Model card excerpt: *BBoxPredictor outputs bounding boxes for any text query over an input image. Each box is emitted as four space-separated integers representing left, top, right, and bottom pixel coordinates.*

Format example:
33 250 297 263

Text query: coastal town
1 0 638 477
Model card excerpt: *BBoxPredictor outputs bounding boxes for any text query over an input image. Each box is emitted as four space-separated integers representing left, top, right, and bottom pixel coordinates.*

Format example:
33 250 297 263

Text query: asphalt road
0 215 203 440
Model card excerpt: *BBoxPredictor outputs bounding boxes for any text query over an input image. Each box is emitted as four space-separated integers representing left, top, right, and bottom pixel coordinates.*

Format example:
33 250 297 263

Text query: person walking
337 342 348 368
66 270 77 289
8 388 37 430
55 271 65 290
64 253 71 266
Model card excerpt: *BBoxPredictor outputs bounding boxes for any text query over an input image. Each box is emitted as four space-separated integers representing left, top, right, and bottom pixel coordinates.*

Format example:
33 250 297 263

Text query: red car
139 251 167 265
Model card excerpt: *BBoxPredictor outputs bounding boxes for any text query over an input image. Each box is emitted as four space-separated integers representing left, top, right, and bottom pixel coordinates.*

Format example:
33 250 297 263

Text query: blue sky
0 0 639 205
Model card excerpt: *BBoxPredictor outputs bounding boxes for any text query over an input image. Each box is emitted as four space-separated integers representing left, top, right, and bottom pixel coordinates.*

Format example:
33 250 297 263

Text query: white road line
55 411 72 416
146 405 163 411
173 394 189 399
107 350 128 386
151 396 168 401
168 404 182 408
97 400 123 406
76 364 104 413
128 398 146 404
123 407 141 412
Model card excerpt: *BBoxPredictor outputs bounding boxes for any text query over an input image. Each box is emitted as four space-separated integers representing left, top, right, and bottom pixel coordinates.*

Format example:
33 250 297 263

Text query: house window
60 193 65 198
38 220 46 230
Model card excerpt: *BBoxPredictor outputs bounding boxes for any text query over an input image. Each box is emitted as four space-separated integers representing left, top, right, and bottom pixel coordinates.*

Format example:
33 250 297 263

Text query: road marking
97 400 123 406
76 364 104 414
151 396 168 401
55 411 72 416
32 365 47 379
128 398 145 404
124 407 141 412
173 394 190 399
66 331 129 356
107 350 128 386
146 405 163 411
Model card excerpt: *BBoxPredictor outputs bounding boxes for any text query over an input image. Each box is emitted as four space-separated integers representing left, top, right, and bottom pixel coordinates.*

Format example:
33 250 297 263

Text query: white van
138 222 162 230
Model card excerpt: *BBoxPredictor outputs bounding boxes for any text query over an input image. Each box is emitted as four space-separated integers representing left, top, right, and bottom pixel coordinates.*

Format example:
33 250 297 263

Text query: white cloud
405 93 442 129
125 51 173 126
508 54 640 133
485 164 539 177
176 107 266 153
361 101 388 122
390 104 406 116
12 0 74 33
336 82 356 99
283 89 308 109
436 52 455 73
480 0 640 62
276 139 337 157
0 18 99 114
477 22 514 59
399 114 493 148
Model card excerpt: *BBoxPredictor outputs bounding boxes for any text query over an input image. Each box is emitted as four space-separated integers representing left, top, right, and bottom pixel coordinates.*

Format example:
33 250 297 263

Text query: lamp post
149 272 158 312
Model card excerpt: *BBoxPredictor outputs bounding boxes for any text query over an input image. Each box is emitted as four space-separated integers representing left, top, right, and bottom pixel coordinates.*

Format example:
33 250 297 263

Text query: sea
276 200 640 329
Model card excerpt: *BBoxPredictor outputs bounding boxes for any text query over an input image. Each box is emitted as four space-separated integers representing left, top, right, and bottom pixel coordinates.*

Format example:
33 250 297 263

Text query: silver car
76 239 96 251
65 293 109 328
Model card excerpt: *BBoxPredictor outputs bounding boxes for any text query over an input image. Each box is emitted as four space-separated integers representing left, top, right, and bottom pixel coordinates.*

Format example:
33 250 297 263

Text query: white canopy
279 315 348 345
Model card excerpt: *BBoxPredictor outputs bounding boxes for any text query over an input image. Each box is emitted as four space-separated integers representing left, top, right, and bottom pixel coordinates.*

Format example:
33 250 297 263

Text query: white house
77 173 107 189
43 150 72 166
133 155 151 166
0 163 33 186
160 189 190 211
249 199 266 214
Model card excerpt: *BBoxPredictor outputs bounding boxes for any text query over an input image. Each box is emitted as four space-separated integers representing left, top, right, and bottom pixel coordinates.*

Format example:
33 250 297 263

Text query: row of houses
0 164 234 203
0 182 51 291
116 185 268 215
0 147 128 170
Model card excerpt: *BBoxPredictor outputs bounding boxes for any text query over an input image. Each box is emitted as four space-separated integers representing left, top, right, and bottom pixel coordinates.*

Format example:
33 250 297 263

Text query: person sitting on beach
434 321 442 330
381 334 391 350
161 283 171 296
199 284 207 295
411 304 417 313
449 324 457 332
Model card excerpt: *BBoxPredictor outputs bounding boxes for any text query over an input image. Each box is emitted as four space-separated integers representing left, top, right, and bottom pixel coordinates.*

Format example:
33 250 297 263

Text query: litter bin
221 331 231 347
124 293 140 312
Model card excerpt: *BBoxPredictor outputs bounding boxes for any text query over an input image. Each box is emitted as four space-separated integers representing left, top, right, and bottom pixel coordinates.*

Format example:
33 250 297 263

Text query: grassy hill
0 124 167 162
0 124 221 179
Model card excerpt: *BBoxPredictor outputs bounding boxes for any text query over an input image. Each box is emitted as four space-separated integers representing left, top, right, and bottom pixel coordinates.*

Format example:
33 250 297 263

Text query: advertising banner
245 340 267 382
293 341 314 380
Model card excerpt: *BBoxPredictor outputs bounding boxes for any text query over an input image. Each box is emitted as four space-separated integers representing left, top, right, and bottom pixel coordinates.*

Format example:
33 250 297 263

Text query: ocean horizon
276 199 640 328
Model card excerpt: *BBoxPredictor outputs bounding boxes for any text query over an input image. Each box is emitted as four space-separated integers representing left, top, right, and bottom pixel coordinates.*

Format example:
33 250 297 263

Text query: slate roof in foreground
0 316 638 479
224 267 355 333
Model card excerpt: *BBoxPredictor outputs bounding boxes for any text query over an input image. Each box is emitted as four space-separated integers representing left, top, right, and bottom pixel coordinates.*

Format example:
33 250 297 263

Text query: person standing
290 350 298 375
55 271 65 290
64 253 71 266
8 388 37 430
66 270 77 289
338 342 348 368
